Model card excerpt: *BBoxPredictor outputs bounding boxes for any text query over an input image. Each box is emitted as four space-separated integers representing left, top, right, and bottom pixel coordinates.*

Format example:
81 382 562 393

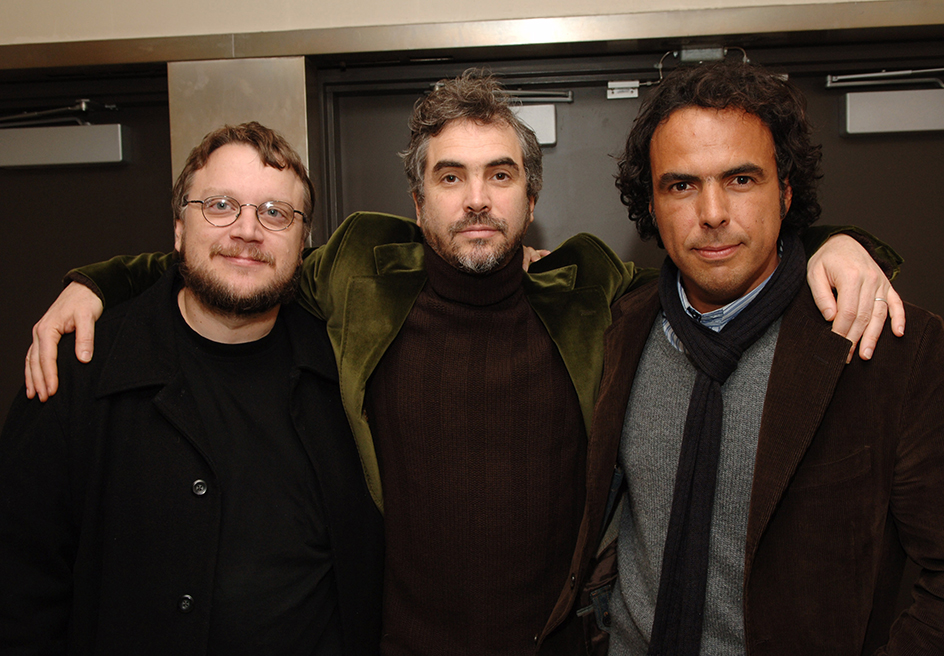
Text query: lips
693 244 739 260
457 226 501 238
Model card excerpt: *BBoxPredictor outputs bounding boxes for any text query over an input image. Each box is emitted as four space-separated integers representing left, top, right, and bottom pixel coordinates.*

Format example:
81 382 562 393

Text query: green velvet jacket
295 212 655 513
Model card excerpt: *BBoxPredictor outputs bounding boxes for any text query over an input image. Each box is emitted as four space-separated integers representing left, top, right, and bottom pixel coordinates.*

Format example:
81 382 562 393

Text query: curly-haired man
592 60 944 655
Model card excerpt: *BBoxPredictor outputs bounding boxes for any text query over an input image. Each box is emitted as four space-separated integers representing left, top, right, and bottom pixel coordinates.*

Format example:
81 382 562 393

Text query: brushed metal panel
0 123 128 167
0 34 235 70
844 88 944 133
513 104 556 146
167 57 309 179
235 2 944 58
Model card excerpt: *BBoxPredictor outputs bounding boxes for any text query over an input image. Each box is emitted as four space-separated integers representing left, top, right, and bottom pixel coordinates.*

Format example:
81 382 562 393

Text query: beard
178 241 302 318
420 208 527 275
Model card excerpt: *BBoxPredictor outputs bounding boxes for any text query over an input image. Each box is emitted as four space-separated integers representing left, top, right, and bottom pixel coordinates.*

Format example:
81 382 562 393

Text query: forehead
650 107 776 173
425 119 523 171
191 143 304 203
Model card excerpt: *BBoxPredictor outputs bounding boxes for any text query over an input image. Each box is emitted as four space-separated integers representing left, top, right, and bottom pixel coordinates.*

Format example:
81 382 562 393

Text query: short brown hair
400 68 543 203
172 121 315 239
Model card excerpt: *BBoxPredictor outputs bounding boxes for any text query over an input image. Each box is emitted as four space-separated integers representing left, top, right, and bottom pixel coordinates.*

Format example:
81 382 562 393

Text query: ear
781 180 793 219
526 196 536 228
412 192 423 225
174 219 183 252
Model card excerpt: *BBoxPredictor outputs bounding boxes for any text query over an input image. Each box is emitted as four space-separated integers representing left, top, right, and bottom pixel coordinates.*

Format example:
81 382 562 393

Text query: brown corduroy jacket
583 280 944 655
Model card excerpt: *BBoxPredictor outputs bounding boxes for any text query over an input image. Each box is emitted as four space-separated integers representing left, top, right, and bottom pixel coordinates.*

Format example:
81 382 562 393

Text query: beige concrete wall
1 0 889 46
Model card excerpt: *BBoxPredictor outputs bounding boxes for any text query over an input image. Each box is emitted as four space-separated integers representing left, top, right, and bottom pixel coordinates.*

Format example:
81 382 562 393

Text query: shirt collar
662 240 782 352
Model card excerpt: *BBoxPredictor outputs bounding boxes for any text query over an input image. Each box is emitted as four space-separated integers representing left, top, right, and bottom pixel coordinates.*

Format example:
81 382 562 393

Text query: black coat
0 267 383 655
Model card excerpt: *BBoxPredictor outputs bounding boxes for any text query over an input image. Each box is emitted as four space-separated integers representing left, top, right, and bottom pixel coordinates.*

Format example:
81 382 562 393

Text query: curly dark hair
400 68 543 204
616 60 822 244
172 121 315 241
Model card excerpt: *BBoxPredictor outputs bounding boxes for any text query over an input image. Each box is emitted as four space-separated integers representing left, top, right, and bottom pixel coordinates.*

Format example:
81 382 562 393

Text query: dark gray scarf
648 230 805 656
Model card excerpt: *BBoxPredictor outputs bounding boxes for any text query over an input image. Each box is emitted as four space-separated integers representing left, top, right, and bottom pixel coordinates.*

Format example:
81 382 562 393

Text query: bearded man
0 122 383 655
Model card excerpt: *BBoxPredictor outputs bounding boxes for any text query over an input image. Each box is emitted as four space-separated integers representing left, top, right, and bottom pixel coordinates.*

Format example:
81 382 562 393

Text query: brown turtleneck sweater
366 244 586 655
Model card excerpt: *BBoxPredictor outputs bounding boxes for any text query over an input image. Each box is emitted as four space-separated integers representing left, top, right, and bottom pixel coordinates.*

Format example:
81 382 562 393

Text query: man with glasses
0 122 383 655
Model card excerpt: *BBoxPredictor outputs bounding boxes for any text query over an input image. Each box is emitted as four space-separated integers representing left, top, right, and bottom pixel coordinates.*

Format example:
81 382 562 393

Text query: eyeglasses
186 195 304 232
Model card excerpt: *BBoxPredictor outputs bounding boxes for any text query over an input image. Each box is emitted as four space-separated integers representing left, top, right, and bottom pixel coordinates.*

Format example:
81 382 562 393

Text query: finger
855 295 891 361
842 279 879 363
885 285 906 337
28 323 53 402
24 347 35 400
36 323 63 401
807 265 838 322
74 311 97 363
827 275 865 342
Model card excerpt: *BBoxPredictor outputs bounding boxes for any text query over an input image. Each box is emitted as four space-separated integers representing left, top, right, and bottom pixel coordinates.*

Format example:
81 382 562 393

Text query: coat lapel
150 374 216 465
336 242 427 512
593 282 662 451
525 264 612 438
337 273 426 399
745 290 851 564
336 241 427 408
95 266 216 463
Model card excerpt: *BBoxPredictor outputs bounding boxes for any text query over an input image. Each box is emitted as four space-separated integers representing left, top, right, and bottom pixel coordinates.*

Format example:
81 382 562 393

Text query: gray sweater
608 316 782 655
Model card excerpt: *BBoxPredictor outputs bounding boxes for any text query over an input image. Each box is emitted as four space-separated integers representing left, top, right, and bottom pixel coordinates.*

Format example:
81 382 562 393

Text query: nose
464 176 490 214
229 204 267 241
698 183 728 229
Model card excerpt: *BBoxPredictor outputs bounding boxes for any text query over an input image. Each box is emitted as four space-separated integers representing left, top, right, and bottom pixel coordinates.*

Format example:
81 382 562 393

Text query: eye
204 196 238 215
442 174 459 184
493 171 509 181
733 175 753 186
669 181 691 192
258 202 294 228
263 205 288 220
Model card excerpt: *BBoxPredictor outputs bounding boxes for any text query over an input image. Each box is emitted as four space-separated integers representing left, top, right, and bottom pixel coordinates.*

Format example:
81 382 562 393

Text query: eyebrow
431 157 521 173
486 157 521 170
657 163 767 188
724 163 767 178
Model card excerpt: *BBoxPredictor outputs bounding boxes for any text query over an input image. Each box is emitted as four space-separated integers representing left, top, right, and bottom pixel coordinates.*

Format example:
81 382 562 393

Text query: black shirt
175 305 340 655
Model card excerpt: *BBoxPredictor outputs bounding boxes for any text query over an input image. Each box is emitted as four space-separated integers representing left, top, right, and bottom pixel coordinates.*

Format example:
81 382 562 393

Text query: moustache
448 211 508 237
210 244 274 265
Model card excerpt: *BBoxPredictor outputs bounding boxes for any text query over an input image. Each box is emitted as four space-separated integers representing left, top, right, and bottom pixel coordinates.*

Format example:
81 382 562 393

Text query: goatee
178 242 301 318
422 209 523 274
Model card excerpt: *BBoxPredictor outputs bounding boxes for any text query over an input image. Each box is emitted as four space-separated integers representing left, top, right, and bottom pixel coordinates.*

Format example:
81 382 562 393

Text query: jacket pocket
789 445 871 490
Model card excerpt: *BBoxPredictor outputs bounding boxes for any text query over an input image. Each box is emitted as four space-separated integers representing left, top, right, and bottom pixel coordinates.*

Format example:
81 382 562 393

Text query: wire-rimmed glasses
186 195 304 232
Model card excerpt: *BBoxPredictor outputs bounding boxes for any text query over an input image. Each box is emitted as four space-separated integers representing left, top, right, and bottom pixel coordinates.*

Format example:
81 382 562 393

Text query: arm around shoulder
68 251 176 308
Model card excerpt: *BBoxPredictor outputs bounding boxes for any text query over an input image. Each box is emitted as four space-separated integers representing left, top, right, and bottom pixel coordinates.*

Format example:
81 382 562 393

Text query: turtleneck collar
422 241 524 307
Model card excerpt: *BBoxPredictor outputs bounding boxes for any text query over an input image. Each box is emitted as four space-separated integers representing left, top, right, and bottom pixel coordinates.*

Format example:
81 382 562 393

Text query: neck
423 242 524 306
177 287 279 344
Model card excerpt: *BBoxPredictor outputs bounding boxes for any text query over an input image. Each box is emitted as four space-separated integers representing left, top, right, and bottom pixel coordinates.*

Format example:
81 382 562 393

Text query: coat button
178 595 194 613
192 480 208 496
570 573 576 588
533 634 539 644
